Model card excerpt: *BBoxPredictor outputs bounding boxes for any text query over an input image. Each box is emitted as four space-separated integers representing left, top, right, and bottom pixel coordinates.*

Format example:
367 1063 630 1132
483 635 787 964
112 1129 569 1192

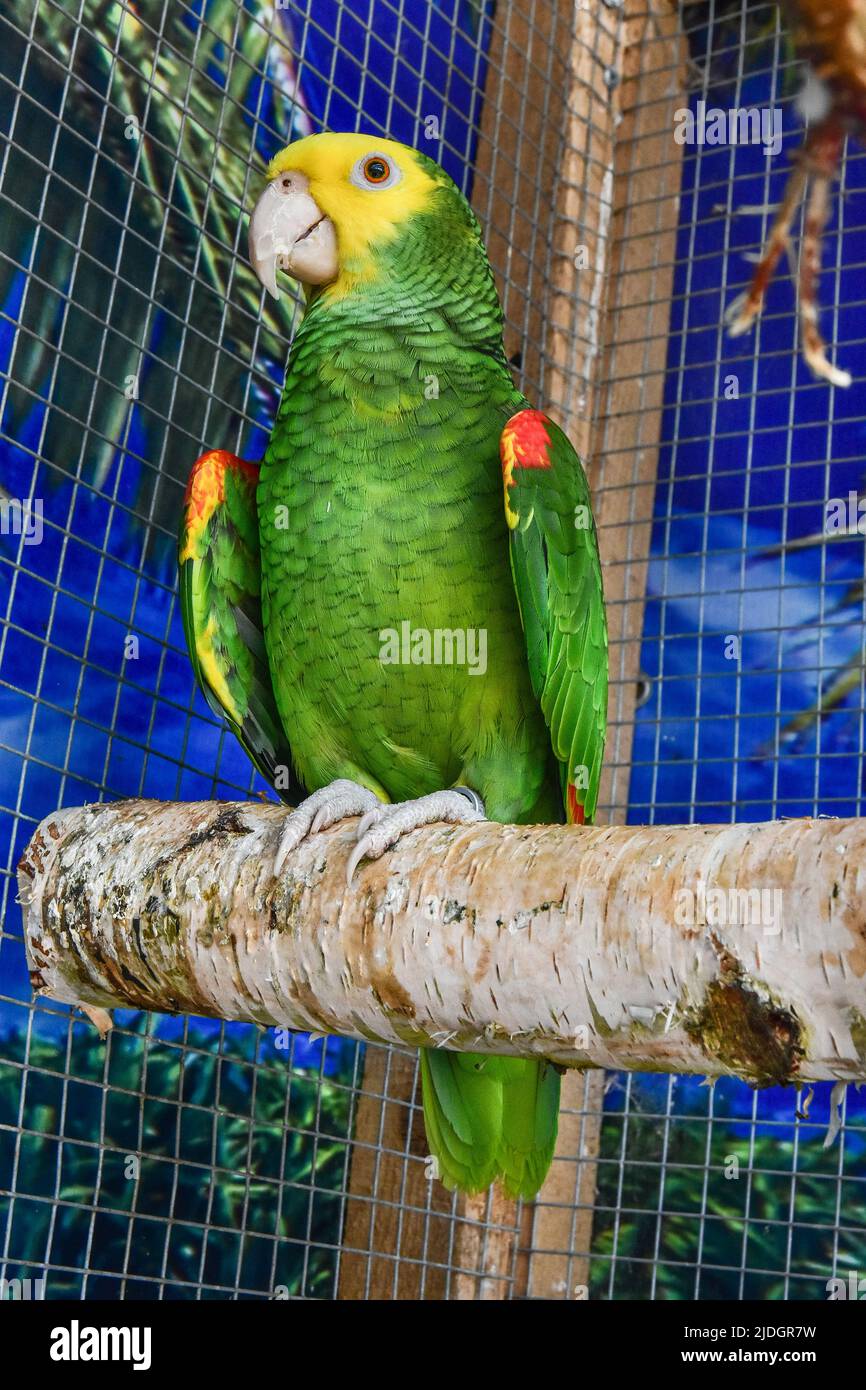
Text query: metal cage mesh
1 0 864 1300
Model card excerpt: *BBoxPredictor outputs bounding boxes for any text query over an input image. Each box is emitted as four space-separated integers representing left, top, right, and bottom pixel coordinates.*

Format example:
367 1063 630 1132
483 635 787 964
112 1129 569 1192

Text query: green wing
501 409 608 824
178 450 298 799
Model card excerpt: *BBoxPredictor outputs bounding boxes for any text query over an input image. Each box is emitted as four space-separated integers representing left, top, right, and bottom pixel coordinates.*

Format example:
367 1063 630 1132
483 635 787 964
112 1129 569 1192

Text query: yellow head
248 132 458 300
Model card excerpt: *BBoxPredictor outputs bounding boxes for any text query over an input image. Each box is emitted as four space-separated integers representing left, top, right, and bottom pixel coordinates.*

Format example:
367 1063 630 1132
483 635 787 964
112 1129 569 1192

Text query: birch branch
17 799 866 1084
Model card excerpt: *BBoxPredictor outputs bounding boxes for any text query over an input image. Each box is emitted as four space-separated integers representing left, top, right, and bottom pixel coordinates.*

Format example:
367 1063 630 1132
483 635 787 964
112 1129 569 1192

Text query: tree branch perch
17 799 866 1084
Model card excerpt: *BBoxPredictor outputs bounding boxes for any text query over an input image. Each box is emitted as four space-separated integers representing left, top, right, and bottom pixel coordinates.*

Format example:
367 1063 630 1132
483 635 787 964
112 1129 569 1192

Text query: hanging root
726 118 851 387
798 170 852 388
726 160 810 338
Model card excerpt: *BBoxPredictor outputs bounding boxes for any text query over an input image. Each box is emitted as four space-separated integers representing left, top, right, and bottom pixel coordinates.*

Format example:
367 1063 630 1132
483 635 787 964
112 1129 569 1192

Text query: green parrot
178 132 608 1200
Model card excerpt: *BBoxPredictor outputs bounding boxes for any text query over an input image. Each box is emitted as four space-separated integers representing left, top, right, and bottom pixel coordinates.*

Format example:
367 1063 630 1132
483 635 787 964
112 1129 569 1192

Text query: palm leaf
0 0 309 571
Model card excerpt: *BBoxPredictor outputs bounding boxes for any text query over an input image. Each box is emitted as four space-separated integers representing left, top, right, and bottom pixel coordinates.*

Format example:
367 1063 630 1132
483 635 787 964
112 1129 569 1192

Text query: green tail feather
420 1049 560 1200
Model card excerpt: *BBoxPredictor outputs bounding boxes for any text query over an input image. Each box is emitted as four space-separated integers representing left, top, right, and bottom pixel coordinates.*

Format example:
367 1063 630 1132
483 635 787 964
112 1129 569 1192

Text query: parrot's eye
349 152 402 191
364 158 389 183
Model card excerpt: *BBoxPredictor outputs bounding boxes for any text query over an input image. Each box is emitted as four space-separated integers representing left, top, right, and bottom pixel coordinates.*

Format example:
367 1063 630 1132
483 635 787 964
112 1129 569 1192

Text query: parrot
178 132 608 1200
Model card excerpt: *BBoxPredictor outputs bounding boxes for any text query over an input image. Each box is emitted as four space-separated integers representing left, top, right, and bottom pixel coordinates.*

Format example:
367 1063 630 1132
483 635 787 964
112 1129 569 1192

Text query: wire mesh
0 0 864 1302
527 0 866 1300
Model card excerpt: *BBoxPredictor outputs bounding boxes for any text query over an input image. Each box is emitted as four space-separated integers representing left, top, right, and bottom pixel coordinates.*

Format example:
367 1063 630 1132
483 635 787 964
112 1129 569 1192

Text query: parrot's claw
273 779 381 877
346 787 486 885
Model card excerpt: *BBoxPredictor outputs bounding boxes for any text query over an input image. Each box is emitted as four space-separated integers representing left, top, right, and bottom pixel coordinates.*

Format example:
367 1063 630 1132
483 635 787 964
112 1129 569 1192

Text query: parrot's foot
273 779 382 877
346 787 485 885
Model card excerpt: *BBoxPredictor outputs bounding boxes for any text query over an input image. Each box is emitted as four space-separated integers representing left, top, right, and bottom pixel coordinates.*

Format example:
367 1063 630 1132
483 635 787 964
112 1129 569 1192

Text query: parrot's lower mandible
178 133 608 1200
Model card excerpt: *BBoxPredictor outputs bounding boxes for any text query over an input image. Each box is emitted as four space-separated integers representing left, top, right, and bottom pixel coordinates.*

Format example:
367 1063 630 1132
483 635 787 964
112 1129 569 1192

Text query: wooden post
523 0 688 1300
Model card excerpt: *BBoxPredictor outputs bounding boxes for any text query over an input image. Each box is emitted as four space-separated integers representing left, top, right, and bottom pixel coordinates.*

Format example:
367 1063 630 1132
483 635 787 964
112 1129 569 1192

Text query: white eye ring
349 152 402 191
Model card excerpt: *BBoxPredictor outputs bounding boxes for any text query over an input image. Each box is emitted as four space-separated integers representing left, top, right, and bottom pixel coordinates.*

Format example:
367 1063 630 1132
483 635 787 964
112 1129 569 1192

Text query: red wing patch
567 783 586 825
184 450 258 514
501 410 553 530
500 409 553 476
181 451 259 563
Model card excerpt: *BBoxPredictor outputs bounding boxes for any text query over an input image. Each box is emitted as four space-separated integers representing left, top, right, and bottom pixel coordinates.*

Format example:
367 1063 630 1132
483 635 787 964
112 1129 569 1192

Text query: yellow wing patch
500 424 521 530
196 616 242 725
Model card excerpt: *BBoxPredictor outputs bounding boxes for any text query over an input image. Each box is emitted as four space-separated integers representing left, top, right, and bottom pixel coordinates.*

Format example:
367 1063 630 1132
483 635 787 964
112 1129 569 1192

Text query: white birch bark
17 799 866 1083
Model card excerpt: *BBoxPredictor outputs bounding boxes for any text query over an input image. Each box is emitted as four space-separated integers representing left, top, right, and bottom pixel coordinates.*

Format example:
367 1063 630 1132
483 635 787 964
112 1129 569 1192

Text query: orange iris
363 157 390 184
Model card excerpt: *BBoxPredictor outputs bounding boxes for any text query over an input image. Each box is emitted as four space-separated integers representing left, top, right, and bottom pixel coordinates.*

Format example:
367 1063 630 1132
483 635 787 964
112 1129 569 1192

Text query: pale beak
248 174 338 299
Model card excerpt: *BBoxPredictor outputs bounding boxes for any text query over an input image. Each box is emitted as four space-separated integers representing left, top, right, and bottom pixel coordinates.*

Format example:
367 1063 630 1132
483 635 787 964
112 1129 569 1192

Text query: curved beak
248 176 338 300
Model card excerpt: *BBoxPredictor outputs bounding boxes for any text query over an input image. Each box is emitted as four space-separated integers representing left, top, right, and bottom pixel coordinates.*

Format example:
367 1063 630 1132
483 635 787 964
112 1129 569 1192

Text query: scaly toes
354 804 386 841
346 787 485 884
310 782 379 835
274 779 381 877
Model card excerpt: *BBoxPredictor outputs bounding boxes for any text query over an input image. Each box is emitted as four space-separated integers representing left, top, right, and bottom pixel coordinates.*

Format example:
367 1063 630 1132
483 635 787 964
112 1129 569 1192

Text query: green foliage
681 0 792 93
0 0 305 567
590 1081 865 1300
0 1022 354 1298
